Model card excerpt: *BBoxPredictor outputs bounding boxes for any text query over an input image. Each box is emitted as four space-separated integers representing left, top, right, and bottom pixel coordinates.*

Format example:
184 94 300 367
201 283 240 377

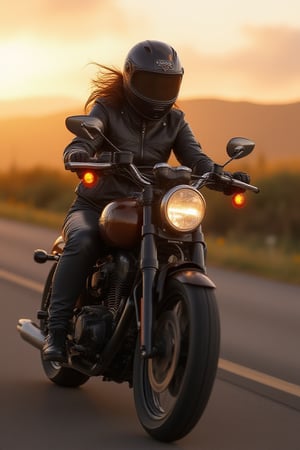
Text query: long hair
85 64 124 112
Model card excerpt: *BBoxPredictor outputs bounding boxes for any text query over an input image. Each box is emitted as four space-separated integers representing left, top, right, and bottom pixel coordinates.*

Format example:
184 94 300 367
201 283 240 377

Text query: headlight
160 186 206 232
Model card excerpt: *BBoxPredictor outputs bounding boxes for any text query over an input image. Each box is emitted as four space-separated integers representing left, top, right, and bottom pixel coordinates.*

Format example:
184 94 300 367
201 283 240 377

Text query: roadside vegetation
0 167 299 285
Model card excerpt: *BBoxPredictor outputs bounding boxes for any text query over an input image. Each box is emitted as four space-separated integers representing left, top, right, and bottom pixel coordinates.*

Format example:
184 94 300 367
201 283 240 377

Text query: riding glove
67 149 90 162
223 171 250 195
232 171 250 184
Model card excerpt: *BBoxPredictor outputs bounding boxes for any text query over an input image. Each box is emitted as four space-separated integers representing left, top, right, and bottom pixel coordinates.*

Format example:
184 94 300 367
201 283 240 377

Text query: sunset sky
1 0 300 105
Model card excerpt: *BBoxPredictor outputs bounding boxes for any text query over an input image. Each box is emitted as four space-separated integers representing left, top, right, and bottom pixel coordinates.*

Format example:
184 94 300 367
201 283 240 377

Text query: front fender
156 264 216 303
171 269 216 288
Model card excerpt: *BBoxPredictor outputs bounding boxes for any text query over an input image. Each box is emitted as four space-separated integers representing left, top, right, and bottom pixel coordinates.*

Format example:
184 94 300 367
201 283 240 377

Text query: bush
0 167 299 247
0 167 76 212
202 171 300 249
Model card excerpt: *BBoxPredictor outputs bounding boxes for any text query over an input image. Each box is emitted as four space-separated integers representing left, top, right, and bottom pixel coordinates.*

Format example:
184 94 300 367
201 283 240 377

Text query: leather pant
48 207 102 331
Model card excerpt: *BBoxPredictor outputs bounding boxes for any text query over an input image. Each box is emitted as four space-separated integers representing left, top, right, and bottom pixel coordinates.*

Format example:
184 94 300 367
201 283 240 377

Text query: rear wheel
133 277 220 442
40 263 90 388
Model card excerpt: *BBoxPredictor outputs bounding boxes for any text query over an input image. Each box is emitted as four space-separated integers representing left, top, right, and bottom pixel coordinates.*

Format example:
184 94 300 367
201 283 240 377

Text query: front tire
133 277 220 442
40 263 90 388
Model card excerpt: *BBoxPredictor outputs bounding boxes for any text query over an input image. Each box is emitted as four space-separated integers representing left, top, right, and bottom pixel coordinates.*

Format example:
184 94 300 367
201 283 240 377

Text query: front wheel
133 278 220 442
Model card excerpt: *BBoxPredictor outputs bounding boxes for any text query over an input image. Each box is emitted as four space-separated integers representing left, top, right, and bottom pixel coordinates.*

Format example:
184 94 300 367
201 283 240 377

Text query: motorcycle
17 115 259 442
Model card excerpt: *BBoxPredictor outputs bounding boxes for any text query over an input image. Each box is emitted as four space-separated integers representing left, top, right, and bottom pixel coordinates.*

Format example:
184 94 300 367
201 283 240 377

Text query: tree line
0 167 299 249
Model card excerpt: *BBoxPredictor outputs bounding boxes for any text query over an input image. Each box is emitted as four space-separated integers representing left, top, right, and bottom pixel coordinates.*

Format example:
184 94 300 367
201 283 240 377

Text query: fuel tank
99 199 142 249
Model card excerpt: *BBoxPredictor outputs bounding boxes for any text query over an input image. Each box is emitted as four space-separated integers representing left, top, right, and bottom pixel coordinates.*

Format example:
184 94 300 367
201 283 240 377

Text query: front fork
139 187 207 358
139 186 158 358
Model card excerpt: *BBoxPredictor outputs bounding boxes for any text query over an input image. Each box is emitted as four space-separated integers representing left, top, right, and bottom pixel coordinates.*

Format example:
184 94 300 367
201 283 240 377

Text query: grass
0 200 64 229
0 201 299 286
206 235 300 285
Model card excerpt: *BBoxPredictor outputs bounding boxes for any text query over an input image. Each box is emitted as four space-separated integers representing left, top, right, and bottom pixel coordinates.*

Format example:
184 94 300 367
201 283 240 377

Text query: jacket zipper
140 122 146 160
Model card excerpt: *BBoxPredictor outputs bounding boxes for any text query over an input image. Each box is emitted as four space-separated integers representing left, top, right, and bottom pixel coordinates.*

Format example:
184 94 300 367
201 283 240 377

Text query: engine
88 251 136 317
74 305 113 357
73 252 136 360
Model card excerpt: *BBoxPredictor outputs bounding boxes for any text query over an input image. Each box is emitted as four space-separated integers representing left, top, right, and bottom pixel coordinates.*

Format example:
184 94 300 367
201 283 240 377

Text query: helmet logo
155 59 174 72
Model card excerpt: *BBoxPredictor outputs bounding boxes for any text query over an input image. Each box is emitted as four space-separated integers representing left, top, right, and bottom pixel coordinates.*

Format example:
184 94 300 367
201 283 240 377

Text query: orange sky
1 0 300 106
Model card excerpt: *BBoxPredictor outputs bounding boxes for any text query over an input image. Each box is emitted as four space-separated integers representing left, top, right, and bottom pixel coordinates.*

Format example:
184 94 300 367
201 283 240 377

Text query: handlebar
65 161 151 186
65 161 259 193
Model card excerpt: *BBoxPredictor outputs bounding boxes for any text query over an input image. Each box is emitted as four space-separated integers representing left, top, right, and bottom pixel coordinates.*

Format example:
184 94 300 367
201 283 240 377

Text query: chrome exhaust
17 319 45 350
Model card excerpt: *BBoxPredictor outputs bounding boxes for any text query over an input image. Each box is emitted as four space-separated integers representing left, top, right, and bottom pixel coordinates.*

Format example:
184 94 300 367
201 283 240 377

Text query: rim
148 310 180 393
142 299 189 418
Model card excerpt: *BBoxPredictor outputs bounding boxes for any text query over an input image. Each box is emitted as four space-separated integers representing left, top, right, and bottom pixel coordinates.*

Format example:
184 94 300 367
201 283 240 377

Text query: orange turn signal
232 192 246 208
82 171 98 187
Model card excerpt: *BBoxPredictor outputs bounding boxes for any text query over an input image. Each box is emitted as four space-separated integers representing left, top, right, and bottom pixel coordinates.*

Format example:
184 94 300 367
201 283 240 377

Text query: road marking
0 268 43 293
1 267 300 399
219 358 300 398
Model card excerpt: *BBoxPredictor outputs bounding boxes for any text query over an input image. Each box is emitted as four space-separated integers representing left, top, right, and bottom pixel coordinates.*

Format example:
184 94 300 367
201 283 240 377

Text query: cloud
0 1 129 41
228 26 300 84
1 2 300 103
180 26 300 102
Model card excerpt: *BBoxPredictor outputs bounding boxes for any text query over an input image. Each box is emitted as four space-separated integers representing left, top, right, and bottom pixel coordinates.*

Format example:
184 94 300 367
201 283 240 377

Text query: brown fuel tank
99 199 142 249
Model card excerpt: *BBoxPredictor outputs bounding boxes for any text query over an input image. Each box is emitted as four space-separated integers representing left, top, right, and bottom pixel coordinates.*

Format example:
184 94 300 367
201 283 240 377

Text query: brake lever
218 173 260 193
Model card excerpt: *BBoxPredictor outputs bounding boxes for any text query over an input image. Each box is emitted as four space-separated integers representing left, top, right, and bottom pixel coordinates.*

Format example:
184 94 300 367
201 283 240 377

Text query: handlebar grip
219 174 260 193
65 161 112 171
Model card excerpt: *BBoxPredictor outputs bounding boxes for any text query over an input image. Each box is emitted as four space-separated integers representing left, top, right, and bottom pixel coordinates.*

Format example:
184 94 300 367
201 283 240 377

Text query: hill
0 105 80 173
1 97 299 173
179 99 300 171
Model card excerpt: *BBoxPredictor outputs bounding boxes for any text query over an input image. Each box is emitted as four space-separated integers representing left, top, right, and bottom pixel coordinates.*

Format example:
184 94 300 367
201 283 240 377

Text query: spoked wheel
40 263 90 388
133 277 220 442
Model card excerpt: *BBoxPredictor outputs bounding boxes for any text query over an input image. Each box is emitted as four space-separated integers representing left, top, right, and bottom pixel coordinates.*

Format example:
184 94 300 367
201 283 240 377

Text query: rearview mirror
226 137 255 159
65 115 104 140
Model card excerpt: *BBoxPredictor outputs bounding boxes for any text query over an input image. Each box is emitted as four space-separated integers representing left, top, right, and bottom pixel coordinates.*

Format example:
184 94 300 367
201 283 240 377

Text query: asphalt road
0 218 299 450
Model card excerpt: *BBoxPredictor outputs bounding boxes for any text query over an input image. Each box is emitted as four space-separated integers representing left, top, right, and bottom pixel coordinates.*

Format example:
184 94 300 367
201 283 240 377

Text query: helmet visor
131 71 182 101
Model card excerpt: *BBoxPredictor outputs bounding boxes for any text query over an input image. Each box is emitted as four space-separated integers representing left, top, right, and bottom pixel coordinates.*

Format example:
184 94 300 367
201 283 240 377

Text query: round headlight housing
160 186 206 232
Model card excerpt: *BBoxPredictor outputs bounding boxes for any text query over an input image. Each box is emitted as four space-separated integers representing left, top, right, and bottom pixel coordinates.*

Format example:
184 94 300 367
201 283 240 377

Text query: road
0 218 299 450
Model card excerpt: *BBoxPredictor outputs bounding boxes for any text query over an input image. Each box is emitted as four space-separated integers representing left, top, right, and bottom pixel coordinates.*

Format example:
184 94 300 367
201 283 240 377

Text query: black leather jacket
64 100 214 211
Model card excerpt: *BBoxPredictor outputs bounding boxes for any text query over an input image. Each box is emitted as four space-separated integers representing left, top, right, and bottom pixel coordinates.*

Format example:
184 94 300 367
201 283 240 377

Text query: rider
42 40 249 362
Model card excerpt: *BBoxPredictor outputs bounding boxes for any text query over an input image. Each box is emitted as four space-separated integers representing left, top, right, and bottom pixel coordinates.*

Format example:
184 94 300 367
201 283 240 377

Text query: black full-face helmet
123 40 184 120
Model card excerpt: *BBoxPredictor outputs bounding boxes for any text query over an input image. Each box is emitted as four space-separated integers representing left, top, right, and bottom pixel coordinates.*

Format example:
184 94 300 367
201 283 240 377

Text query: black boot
42 329 67 363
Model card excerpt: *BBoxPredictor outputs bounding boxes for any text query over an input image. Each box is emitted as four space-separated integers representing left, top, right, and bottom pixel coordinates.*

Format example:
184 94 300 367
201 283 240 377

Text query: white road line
218 358 300 398
0 268 43 293
1 267 300 398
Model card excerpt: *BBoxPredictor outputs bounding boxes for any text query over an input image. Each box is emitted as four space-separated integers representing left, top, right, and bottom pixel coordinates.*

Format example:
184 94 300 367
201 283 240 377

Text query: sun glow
0 1 300 104
0 34 124 102
0 38 49 99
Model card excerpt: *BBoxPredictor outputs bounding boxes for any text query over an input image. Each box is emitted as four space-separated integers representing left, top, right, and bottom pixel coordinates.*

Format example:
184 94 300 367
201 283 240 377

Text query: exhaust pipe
17 319 45 350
